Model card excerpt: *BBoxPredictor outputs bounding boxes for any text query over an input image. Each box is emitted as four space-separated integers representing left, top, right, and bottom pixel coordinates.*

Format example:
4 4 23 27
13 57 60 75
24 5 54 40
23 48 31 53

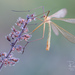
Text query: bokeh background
0 0 75 75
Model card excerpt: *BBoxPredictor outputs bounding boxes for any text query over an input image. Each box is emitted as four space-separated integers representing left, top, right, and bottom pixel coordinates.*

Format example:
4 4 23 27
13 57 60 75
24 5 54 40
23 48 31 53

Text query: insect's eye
41 15 45 18
43 15 45 17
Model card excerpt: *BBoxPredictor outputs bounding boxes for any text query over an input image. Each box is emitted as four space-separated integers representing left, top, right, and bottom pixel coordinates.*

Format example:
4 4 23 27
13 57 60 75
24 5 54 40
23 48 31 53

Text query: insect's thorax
44 16 51 23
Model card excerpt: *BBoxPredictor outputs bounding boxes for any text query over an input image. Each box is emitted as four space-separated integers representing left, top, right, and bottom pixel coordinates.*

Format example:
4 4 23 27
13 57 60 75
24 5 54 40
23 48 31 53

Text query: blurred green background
0 0 75 75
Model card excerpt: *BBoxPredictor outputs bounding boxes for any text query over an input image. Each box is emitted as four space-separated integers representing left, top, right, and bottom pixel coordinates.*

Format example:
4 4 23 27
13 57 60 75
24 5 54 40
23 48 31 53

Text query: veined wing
51 18 75 24
51 23 59 36
49 8 67 18
51 21 75 43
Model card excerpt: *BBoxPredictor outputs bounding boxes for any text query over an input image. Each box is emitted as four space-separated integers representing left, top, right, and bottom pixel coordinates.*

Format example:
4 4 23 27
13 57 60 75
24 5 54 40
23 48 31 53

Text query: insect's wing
49 8 67 18
51 23 59 36
51 18 75 24
51 22 75 43
46 22 51 51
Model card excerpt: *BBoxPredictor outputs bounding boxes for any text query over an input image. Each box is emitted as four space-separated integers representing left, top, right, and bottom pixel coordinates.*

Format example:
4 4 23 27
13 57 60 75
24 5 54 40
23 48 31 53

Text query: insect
28 8 75 51
12 7 75 51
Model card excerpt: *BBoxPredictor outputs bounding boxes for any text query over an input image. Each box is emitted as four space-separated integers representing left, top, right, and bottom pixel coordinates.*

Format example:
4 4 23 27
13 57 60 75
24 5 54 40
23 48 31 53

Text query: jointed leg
22 23 46 53
12 6 44 12
28 10 50 43
29 23 45 43
29 9 50 35
29 22 44 34
22 7 50 53
46 22 51 51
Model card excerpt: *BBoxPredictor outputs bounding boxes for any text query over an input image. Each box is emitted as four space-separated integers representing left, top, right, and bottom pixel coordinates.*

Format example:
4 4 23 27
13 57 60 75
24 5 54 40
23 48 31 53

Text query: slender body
29 8 75 50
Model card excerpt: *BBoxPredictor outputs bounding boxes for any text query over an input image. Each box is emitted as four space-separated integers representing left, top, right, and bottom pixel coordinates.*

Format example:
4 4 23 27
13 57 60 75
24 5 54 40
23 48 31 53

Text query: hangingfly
29 8 75 50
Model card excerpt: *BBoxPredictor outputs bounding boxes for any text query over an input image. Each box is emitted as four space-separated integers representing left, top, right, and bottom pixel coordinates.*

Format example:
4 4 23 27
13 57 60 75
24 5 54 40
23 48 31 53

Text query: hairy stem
0 20 28 70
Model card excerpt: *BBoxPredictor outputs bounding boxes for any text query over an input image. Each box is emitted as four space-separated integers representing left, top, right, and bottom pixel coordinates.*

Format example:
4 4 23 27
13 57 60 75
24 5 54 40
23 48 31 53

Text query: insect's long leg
22 8 46 53
12 6 44 12
36 18 43 21
22 10 51 53
22 23 45 53
46 22 51 50
29 22 44 34
29 6 44 12
29 10 50 36
22 9 50 53
34 11 49 18
42 6 45 18
29 23 45 43
12 5 49 20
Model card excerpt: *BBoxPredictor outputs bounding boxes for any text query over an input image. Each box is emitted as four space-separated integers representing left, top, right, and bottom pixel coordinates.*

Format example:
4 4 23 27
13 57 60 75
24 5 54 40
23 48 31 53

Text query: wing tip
62 8 67 17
